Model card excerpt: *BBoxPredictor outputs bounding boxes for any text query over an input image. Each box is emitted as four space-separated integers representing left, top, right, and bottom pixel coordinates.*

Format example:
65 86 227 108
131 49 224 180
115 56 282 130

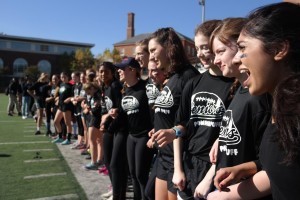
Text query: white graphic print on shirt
154 86 173 114
122 96 140 115
191 92 226 127
105 96 113 111
59 86 66 94
219 110 241 156
146 84 160 104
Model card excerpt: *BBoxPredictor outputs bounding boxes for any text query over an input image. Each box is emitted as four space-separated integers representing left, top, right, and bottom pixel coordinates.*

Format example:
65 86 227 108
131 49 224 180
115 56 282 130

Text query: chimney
127 12 135 39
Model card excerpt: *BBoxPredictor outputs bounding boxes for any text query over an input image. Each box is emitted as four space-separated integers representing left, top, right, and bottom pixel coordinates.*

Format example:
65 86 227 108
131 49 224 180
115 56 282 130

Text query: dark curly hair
273 74 300 165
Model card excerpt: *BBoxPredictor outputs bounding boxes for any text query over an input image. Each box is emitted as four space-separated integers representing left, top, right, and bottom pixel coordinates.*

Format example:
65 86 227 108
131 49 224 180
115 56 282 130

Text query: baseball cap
115 57 141 69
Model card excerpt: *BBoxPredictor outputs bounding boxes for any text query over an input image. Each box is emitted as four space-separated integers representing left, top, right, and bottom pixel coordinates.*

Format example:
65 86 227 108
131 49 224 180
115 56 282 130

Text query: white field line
0 141 49 145
23 149 53 152
24 135 45 137
26 194 79 200
24 158 59 163
24 172 67 179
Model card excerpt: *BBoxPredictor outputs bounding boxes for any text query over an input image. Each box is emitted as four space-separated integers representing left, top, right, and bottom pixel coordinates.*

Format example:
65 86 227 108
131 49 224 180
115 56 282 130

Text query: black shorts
35 99 46 109
178 154 212 200
59 103 73 112
156 153 177 194
87 116 101 129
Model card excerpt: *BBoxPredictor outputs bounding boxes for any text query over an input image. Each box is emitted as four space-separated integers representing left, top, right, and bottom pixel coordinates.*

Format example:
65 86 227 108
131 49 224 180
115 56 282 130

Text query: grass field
0 94 87 200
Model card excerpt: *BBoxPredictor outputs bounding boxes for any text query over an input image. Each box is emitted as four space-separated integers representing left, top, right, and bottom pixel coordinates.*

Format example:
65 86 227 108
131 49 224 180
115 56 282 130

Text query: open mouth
239 69 250 88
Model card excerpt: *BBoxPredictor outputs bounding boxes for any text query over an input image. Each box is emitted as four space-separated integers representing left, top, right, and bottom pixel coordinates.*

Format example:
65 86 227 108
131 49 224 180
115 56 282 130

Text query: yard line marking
23 149 53 152
24 135 45 137
24 158 59 163
24 172 66 179
26 193 79 200
0 141 49 145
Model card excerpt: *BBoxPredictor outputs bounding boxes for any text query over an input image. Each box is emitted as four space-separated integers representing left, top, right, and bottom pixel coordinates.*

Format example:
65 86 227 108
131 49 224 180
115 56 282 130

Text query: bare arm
194 164 216 199
214 161 259 191
173 134 186 191
207 170 271 200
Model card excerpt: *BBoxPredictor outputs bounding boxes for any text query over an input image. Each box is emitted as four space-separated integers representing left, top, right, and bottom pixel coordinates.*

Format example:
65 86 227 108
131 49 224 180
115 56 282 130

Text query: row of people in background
6 2 300 200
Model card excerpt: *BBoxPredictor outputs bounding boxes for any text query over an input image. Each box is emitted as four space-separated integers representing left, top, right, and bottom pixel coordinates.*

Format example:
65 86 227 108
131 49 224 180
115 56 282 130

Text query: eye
237 44 245 52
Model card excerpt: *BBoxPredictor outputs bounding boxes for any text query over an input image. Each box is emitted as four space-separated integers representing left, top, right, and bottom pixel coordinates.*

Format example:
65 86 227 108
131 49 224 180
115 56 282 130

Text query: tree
24 65 41 81
95 48 122 65
71 48 95 71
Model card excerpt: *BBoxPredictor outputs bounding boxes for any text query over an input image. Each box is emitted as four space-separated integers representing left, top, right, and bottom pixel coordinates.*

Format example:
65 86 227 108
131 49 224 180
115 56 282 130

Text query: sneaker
81 149 89 155
100 190 112 199
35 130 41 135
85 162 99 170
8 113 13 116
61 139 71 145
22 116 27 119
98 165 107 173
71 143 84 150
52 137 64 143
85 154 91 160
46 130 52 137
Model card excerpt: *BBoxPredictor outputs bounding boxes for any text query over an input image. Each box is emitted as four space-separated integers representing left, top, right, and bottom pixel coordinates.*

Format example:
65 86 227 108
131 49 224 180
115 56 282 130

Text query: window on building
37 60 51 75
13 58 28 76
120 48 125 57
40 45 49 52
0 58 3 69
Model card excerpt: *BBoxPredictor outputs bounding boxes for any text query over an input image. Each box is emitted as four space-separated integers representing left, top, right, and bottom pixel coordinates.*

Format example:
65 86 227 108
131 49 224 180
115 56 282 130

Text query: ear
274 41 289 61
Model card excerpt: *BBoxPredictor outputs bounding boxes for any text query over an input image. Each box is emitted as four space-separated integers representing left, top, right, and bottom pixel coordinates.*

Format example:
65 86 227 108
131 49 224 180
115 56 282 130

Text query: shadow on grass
0 153 11 157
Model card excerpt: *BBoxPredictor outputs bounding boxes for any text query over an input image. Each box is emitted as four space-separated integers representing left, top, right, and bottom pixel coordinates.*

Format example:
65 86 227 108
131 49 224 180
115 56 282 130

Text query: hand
148 128 155 137
146 137 155 148
209 138 219 164
214 166 243 191
172 170 186 191
152 128 176 148
109 108 118 119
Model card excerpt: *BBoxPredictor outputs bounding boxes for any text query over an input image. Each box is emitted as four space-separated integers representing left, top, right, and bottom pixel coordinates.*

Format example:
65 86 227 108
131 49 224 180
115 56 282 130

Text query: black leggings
127 134 154 200
103 132 128 196
75 114 84 136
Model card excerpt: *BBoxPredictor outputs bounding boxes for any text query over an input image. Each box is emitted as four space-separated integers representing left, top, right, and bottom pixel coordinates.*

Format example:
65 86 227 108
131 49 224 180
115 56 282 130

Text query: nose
197 49 203 59
232 51 242 65
214 55 221 66
149 53 155 61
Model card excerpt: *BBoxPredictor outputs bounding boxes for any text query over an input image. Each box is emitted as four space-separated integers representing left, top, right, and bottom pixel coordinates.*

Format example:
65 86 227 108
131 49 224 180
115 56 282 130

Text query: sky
1 0 281 56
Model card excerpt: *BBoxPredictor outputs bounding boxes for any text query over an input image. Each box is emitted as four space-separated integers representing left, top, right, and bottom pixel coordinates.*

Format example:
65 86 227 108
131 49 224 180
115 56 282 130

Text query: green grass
0 94 87 200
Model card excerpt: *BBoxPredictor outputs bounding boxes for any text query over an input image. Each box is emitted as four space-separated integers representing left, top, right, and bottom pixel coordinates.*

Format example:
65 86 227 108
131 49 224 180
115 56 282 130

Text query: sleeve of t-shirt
174 78 196 127
251 95 272 158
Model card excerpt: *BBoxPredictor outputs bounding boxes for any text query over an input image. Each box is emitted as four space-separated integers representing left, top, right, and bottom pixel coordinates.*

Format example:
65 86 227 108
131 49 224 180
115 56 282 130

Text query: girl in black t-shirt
114 57 153 200
52 72 74 145
99 62 128 200
147 28 199 200
82 82 103 170
28 73 49 135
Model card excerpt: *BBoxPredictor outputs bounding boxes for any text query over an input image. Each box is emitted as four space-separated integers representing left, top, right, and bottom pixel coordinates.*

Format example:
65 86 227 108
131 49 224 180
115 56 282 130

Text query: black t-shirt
73 83 83 114
154 64 199 157
122 79 152 136
21 82 32 96
104 80 127 133
87 90 102 118
176 71 234 161
58 82 73 107
260 123 300 200
216 87 271 170
146 78 161 124
28 82 48 100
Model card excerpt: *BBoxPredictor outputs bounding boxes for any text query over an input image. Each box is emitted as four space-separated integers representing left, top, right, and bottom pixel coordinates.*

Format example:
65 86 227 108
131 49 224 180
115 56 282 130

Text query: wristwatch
172 126 182 138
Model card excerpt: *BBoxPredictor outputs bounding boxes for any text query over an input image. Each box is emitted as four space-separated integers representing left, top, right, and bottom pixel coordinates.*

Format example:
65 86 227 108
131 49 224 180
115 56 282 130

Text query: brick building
0 34 94 90
113 13 198 64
